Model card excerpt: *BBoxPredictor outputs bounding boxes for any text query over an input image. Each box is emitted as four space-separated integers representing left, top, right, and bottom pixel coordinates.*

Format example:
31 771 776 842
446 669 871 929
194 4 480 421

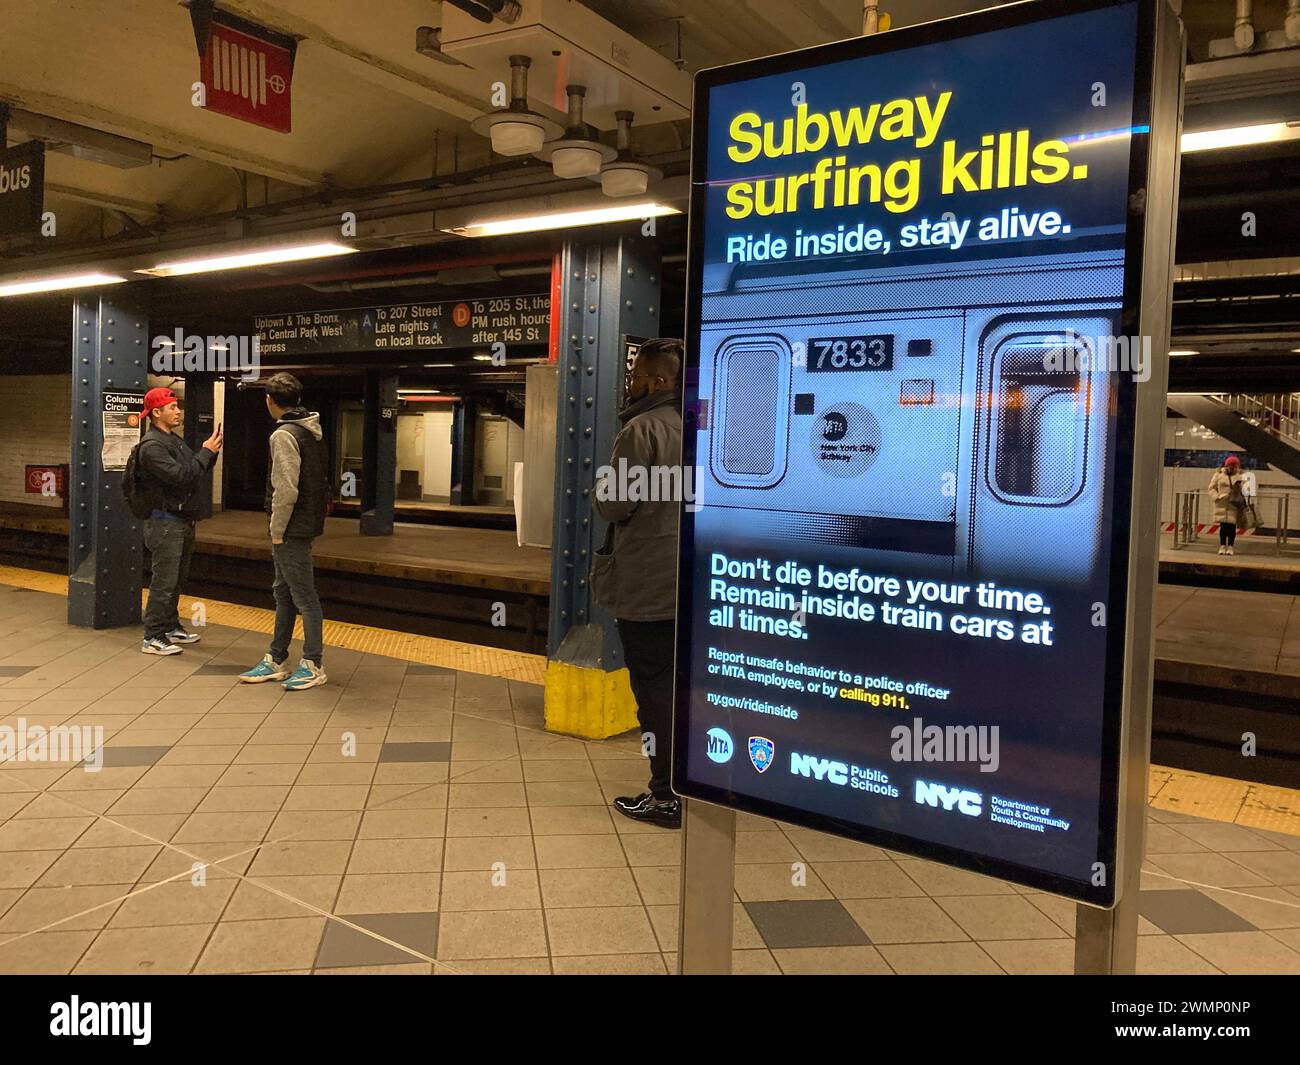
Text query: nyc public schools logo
748 735 774 773
789 751 898 796
914 779 983 817
706 727 734 764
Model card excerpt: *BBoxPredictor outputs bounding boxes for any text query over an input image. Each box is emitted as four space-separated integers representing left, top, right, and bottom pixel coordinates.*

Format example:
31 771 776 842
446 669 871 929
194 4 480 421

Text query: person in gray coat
592 338 685 829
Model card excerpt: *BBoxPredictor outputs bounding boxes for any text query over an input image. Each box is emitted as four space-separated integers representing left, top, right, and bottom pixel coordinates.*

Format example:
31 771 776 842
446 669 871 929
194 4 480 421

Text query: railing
1209 392 1300 450
1169 488 1297 555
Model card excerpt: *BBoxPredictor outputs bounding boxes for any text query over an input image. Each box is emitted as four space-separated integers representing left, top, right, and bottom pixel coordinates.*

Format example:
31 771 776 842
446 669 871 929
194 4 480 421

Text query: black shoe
613 792 681 829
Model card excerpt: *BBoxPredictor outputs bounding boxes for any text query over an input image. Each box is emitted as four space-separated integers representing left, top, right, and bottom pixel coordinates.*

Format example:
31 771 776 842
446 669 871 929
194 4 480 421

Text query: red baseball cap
142 387 178 417
1224 454 1241 467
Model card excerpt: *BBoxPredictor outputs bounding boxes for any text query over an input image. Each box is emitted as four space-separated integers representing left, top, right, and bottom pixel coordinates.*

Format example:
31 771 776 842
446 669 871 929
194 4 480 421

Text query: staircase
1166 393 1300 480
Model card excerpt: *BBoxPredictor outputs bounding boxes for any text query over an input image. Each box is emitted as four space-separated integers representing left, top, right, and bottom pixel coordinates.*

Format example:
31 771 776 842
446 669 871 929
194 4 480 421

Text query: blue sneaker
239 654 290 683
283 659 327 691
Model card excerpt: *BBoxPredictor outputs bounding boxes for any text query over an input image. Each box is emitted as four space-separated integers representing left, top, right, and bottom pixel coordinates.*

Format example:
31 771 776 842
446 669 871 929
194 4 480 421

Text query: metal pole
1074 0 1183 976
677 798 736 974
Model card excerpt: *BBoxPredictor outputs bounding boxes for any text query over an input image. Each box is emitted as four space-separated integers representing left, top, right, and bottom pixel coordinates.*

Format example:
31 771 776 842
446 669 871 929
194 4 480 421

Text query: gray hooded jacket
590 389 683 621
266 410 328 541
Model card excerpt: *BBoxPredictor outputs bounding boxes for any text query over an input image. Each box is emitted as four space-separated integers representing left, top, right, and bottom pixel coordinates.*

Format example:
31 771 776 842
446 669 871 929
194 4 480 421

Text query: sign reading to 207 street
253 294 549 356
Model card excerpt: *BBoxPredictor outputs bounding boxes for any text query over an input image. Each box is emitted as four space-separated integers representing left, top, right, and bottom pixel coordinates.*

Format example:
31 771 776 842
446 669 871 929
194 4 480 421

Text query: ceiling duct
469 55 563 156
535 85 616 179
600 111 661 197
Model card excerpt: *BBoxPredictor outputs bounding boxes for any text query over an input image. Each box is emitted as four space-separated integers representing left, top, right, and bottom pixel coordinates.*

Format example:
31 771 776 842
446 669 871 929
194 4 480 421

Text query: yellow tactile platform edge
0 565 545 685
3 564 1297 837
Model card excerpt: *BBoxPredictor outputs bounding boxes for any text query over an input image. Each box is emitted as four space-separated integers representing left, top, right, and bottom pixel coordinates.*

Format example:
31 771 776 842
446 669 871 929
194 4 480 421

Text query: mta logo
705 727 734 764
789 752 848 786
914 779 982 816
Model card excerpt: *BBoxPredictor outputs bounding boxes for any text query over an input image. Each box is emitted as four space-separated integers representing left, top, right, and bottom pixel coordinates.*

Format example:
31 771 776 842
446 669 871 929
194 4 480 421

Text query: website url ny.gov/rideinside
1114 1026 1250 1039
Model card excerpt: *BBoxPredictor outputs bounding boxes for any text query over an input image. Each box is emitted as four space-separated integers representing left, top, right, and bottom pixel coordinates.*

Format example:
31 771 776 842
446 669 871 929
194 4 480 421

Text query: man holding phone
135 387 222 655
239 372 330 691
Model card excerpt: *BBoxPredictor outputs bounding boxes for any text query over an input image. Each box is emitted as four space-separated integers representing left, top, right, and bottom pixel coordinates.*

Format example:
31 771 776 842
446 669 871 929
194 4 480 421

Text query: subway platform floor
1 573 1299 975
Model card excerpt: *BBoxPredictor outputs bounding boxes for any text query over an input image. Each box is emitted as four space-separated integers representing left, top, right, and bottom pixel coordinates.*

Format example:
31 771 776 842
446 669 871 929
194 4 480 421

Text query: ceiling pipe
226 249 551 290
1235 0 1256 51
862 0 880 35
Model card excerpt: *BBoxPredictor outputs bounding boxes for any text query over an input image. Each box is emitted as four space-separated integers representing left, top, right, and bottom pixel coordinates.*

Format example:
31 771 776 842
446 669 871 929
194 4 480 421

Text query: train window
712 335 791 487
989 335 1090 504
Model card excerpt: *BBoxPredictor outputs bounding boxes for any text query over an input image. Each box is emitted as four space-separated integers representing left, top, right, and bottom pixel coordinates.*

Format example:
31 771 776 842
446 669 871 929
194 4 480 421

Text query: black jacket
263 409 329 539
136 425 216 520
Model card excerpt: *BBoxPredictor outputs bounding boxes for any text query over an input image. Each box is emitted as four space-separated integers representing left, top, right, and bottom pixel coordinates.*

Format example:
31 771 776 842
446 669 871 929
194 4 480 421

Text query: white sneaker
141 637 182 656
1218 546 1227 555
1226 546 1235 556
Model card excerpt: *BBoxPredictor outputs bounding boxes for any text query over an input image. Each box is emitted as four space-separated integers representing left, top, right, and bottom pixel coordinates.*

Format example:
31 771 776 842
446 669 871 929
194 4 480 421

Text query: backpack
121 442 155 520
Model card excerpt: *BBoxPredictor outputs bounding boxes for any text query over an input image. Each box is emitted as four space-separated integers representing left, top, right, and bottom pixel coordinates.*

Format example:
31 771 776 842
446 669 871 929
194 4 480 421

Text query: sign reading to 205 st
673 0 1182 906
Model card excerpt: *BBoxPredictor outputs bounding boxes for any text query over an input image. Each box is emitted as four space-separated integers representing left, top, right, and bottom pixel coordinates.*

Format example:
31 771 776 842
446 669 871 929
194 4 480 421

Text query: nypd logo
748 736 774 773
705 727 734 764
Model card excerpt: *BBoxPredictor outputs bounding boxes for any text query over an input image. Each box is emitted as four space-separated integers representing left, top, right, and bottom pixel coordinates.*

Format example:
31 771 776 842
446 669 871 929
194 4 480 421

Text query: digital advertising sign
673 0 1182 906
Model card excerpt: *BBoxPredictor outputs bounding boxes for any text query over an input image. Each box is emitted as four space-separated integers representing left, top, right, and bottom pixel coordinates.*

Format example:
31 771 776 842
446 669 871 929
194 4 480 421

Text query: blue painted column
68 289 150 629
548 225 662 668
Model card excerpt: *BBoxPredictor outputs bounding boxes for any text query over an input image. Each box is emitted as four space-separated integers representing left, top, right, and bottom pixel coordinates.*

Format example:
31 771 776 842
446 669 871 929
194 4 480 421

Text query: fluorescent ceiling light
472 354 494 361
138 242 356 278
1168 349 1199 356
1181 123 1300 153
445 202 680 238
0 272 126 297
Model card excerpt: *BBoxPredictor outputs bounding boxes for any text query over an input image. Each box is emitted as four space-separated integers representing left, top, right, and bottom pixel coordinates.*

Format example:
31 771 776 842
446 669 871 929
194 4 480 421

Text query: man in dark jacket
239 372 330 691
592 338 684 829
137 387 222 655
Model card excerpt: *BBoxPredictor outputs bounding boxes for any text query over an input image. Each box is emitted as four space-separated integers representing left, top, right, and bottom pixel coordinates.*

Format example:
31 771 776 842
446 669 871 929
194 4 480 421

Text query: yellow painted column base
544 660 639 740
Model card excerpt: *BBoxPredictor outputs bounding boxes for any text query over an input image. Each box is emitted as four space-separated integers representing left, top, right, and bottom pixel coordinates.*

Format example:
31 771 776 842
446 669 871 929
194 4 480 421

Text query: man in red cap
135 387 223 654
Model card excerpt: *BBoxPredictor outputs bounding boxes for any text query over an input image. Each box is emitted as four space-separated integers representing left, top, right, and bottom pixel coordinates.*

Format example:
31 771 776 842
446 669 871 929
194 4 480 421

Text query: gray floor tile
1138 889 1258 935
193 665 250 676
405 665 453 677
379 742 452 764
0 667 34 677
744 899 871 949
315 911 440 969
95 746 173 768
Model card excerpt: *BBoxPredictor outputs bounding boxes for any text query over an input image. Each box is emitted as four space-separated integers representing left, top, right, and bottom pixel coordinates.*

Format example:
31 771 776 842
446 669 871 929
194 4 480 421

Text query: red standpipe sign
199 21 293 133
25 465 67 497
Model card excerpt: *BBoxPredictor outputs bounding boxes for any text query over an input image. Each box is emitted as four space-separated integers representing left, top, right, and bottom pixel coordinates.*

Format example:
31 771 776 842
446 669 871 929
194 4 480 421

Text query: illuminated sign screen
674 0 1175 906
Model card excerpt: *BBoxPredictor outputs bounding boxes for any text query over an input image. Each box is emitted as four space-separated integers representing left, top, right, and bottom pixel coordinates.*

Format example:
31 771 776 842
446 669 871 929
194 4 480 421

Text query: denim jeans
271 537 323 666
143 517 195 640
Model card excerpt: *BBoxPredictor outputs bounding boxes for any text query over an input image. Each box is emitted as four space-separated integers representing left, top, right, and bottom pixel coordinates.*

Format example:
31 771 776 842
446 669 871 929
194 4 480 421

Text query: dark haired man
592 338 685 828
239 372 330 690
137 386 222 655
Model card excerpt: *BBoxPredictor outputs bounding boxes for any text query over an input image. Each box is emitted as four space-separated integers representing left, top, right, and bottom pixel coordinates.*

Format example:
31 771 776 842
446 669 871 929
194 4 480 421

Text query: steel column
548 226 661 663
450 397 479 506
68 289 149 629
360 371 397 536
182 375 216 520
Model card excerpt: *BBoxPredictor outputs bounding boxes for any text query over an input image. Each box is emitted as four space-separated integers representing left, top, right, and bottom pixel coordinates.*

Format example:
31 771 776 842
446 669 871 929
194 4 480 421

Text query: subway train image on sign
692 248 1123 585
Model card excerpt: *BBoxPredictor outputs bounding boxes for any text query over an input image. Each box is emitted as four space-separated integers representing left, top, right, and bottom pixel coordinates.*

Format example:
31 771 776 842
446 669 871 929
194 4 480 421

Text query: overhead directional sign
252 294 550 356
673 0 1182 907
0 140 44 237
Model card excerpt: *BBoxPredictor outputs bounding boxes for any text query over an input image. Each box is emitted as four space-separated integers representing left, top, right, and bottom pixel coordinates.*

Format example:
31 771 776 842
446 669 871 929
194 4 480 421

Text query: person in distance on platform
1208 454 1246 557
134 387 222 655
239 372 330 690
592 338 685 830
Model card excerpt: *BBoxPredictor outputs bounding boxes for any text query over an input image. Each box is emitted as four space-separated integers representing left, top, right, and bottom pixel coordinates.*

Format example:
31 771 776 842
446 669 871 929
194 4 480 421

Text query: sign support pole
1074 0 1184 975
676 798 736 974
360 371 397 536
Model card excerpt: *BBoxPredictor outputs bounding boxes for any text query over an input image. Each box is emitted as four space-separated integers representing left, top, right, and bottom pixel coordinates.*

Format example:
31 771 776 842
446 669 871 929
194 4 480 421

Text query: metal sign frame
671 0 1183 920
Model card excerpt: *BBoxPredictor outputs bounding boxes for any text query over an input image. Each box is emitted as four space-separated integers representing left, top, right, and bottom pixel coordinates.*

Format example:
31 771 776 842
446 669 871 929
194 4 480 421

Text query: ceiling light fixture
0 272 126 298
600 111 662 197
536 85 616 179
470 55 562 156
1168 349 1200 356
442 200 680 238
138 242 356 278
1181 122 1300 153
